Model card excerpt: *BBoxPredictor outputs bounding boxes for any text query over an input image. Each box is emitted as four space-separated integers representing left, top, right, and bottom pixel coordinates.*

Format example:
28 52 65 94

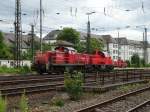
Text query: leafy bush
19 65 31 74
64 71 83 100
51 97 64 107
0 94 7 112
19 92 29 112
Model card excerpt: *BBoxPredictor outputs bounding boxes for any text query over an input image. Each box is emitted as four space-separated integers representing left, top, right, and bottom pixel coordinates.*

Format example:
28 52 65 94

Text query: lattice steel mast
14 0 22 67
40 0 42 51
143 28 148 64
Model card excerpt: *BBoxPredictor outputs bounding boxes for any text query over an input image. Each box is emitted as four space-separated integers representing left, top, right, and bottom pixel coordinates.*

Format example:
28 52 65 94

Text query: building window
113 50 115 54
113 44 115 48
116 50 118 54
10 61 14 67
113 56 115 59
119 51 121 55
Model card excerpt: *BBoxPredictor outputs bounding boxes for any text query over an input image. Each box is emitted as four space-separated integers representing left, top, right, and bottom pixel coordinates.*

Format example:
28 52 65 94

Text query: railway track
0 76 64 86
127 100 150 112
0 74 63 81
0 73 96 97
0 68 149 97
1 82 64 96
76 86 150 112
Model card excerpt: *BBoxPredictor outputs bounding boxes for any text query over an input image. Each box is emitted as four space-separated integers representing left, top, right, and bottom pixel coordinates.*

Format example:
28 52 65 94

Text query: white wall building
102 37 145 61
0 60 31 68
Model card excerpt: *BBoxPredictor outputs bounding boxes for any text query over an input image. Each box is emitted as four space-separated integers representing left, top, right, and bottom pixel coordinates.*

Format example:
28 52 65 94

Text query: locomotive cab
91 50 114 71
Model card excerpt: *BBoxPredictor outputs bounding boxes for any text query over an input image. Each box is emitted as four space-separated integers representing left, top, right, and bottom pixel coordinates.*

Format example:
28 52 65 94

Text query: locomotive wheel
37 64 46 74
65 66 74 73
105 65 114 72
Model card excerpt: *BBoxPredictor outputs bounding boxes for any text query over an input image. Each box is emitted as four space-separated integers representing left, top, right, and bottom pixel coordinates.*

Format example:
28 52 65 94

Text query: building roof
43 30 112 42
52 40 74 47
43 30 149 47
113 37 144 47
3 33 39 49
43 30 60 40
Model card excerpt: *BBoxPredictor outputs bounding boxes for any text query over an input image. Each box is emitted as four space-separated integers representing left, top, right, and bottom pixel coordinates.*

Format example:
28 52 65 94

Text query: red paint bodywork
114 59 127 68
34 47 127 71
35 49 113 66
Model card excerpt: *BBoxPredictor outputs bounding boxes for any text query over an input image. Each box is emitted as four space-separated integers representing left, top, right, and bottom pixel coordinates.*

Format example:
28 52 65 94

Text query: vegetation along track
76 86 150 112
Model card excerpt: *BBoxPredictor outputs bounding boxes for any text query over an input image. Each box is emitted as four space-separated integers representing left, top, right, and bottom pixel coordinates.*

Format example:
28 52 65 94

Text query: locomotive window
64 48 69 53
92 51 105 57
98 51 105 57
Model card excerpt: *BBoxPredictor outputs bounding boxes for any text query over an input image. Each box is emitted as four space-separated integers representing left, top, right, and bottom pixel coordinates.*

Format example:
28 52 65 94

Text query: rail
126 100 150 112
75 86 150 112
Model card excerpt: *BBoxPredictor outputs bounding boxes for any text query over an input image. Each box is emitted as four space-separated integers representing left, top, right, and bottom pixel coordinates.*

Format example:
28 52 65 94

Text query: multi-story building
43 30 150 63
102 37 145 61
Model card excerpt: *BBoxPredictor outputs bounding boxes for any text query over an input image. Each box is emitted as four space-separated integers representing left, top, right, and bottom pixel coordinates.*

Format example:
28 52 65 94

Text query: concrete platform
56 80 147 92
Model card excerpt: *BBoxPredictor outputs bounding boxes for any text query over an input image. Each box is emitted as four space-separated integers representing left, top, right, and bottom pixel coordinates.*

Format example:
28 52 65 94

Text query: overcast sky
1 0 150 41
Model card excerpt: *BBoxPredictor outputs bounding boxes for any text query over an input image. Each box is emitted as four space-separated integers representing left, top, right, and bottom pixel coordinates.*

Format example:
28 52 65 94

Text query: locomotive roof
65 47 76 51
55 46 76 52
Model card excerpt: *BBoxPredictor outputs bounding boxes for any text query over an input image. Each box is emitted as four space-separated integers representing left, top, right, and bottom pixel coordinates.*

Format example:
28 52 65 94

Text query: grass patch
0 94 7 112
0 66 31 75
117 83 140 92
51 97 64 107
19 92 29 112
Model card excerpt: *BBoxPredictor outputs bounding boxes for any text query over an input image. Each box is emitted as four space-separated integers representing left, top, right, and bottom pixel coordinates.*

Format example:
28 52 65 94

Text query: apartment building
103 38 144 61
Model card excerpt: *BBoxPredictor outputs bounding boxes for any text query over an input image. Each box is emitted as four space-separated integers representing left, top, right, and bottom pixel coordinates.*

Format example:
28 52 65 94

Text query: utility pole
106 38 110 54
86 12 95 53
15 0 22 67
87 15 91 53
143 28 148 64
117 29 120 60
40 0 42 51
31 25 35 62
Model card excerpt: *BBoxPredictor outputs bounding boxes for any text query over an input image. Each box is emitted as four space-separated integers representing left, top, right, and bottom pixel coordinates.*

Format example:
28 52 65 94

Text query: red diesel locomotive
33 46 126 74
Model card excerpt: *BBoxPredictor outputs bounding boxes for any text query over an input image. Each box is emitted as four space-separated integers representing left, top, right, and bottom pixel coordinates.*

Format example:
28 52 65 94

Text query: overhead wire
1 0 150 35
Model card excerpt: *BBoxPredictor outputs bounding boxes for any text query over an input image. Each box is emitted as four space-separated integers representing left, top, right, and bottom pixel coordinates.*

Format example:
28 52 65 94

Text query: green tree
126 60 131 67
90 38 104 53
42 43 51 52
140 58 145 67
131 54 140 67
0 32 12 59
57 28 80 44
75 41 86 53
76 38 104 53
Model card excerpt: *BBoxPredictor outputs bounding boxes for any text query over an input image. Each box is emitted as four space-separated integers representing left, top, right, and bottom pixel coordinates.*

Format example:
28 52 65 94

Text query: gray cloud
0 0 150 41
